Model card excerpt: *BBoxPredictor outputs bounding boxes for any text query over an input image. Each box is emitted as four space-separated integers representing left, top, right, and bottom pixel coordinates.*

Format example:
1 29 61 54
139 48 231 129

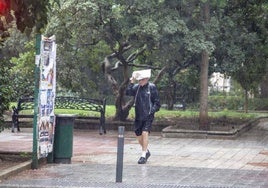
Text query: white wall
209 72 231 93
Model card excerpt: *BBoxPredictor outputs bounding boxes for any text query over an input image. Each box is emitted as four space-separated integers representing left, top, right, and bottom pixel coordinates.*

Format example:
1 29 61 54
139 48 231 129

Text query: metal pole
116 126 125 183
31 34 41 169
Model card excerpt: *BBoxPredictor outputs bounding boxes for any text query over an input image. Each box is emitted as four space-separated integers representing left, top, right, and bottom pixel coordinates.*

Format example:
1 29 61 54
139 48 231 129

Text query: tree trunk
113 65 132 121
199 50 209 130
260 74 268 98
114 98 131 121
102 54 132 121
167 77 175 110
167 89 174 110
199 2 210 130
244 89 248 113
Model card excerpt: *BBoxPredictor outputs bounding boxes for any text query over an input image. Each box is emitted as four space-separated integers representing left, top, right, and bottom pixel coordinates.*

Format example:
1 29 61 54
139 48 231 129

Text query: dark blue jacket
126 82 161 121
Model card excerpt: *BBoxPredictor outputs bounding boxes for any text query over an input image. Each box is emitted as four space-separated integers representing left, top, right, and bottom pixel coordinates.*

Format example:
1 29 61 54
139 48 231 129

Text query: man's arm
126 77 137 96
150 84 161 114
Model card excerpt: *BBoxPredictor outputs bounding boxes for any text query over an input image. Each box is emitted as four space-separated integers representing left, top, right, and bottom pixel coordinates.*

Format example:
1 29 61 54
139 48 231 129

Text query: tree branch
153 66 167 84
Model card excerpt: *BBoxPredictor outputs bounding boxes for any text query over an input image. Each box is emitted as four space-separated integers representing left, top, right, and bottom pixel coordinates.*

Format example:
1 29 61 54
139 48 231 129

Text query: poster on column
38 35 57 158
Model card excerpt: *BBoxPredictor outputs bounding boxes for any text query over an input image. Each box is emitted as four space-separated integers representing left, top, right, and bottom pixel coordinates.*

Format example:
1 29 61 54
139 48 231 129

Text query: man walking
126 69 161 164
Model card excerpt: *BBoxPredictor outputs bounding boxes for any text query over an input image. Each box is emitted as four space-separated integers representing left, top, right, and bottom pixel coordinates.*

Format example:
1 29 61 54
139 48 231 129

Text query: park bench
11 96 106 135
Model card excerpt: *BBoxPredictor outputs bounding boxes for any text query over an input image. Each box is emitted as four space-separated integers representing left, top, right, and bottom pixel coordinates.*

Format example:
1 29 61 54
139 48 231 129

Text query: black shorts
134 119 153 136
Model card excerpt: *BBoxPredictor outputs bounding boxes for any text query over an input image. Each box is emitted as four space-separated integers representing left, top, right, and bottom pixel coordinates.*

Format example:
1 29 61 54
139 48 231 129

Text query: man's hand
147 113 154 121
130 77 135 83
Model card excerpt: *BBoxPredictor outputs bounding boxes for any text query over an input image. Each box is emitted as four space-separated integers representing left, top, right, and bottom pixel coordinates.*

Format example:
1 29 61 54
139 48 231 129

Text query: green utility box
53 114 76 164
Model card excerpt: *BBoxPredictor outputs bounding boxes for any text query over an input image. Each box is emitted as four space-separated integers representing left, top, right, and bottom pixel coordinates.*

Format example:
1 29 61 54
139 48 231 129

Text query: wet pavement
0 118 268 187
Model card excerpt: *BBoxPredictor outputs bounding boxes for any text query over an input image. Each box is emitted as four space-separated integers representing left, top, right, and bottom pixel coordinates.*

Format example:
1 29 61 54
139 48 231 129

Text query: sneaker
146 150 151 160
138 157 146 164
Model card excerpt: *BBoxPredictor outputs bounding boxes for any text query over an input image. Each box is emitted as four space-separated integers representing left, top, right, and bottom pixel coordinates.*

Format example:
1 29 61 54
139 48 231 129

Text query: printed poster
37 35 57 158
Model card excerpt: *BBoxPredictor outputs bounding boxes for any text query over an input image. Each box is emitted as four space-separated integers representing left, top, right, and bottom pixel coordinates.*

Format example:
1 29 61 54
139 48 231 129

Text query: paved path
0 118 268 187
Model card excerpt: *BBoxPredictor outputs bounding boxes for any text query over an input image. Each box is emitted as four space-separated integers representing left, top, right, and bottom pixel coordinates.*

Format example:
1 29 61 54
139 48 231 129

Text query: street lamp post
32 34 41 169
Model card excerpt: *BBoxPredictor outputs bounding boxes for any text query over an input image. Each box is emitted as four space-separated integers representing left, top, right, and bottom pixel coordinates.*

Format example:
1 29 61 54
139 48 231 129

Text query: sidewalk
0 118 268 187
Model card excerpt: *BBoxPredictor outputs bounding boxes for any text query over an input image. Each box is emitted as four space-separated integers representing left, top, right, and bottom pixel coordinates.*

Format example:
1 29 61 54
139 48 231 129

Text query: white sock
141 151 146 158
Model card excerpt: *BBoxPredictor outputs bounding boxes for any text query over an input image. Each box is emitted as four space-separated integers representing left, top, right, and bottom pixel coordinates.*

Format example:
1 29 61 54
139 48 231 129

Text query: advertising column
38 35 57 158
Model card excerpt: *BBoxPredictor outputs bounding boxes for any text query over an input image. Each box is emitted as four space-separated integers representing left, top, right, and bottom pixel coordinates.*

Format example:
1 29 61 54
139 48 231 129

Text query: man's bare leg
141 131 149 152
137 131 150 164
137 131 149 157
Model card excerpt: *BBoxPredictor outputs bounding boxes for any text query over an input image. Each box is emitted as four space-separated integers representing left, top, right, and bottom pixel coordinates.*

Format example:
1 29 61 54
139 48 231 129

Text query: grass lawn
9 103 262 121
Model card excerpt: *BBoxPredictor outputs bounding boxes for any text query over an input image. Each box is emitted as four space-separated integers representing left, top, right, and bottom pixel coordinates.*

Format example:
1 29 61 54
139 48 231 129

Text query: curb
0 160 32 181
4 119 169 132
161 117 263 139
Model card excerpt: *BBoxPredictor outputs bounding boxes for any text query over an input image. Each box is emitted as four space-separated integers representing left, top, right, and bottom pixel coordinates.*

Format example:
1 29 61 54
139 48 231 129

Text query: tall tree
46 0 188 120
213 0 268 112
180 0 218 129
199 1 210 130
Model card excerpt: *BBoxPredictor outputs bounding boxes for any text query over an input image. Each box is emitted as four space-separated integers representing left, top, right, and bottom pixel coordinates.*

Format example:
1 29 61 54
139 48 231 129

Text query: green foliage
45 1 112 98
214 0 268 93
19 152 31 158
248 98 268 111
9 41 35 100
116 105 259 120
184 30 215 55
230 32 267 93
209 95 268 111
12 0 51 33
0 1 53 34
159 66 200 104
0 0 54 132
209 95 244 111
0 49 12 132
